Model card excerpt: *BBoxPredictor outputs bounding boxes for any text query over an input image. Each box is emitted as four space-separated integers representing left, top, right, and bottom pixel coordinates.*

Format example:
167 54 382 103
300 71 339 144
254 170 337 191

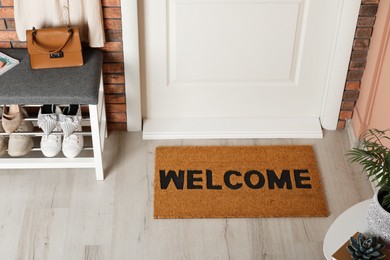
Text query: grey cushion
0 48 103 105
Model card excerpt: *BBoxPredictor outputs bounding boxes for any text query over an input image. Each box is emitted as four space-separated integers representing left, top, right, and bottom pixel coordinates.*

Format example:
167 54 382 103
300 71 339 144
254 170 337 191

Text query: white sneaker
37 105 60 135
40 124 62 157
40 106 63 158
8 108 34 157
62 123 83 158
58 105 82 138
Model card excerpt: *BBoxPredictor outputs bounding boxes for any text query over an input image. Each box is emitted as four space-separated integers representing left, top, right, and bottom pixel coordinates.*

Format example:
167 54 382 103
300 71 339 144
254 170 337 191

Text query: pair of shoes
7 107 34 157
39 105 83 158
2 104 23 134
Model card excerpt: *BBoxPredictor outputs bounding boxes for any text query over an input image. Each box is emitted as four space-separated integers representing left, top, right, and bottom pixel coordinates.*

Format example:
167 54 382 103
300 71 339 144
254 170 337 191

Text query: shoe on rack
8 107 34 157
2 104 23 134
40 124 62 157
37 104 60 136
40 105 63 158
62 106 83 158
0 107 7 156
62 123 83 158
59 105 82 138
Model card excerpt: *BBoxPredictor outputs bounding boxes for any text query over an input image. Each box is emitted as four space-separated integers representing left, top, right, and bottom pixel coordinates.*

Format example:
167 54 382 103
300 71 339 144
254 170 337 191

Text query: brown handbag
26 26 83 69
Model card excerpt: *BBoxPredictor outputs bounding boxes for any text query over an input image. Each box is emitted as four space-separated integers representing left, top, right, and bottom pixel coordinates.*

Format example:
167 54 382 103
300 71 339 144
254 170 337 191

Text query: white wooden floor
0 130 373 260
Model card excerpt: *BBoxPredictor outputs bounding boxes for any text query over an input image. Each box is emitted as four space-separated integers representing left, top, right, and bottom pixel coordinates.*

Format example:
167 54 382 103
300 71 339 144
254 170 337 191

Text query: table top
0 48 103 105
323 199 371 260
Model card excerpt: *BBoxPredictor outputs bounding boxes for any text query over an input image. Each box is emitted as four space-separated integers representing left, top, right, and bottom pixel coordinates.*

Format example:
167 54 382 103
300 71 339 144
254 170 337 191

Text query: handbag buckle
50 51 64 59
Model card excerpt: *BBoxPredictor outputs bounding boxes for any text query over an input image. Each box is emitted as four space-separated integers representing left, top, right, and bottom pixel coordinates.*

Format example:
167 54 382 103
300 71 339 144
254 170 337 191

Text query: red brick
351 50 368 60
104 19 122 30
0 30 18 41
345 81 360 90
359 5 378 17
80 106 89 114
337 120 346 130
104 84 125 94
343 90 360 100
339 110 353 120
0 19 5 29
347 70 364 81
353 39 370 50
349 61 366 70
106 104 126 113
107 112 127 122
341 101 355 110
362 0 379 3
355 28 372 38
357 17 376 27
11 41 27 48
0 7 13 18
105 94 126 104
103 63 124 73
105 29 122 41
102 42 123 52
0 0 14 6
0 41 11 48
103 52 124 63
5 18 14 29
103 73 125 84
103 7 121 19
102 0 121 7
107 122 127 131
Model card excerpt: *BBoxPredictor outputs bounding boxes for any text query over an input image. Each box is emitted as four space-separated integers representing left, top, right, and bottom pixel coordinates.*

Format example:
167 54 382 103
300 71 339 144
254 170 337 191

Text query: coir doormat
154 145 328 219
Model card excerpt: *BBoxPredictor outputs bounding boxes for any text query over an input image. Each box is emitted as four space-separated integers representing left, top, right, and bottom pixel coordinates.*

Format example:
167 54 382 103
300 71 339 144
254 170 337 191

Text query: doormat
154 145 328 219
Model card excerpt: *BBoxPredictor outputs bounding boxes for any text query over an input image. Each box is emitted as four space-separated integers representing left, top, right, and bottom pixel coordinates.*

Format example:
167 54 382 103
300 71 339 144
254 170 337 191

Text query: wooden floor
0 130 373 260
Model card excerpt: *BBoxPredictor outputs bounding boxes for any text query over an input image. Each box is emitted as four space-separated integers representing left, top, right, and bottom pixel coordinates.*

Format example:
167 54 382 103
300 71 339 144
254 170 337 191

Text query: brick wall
0 0 127 131
337 0 379 129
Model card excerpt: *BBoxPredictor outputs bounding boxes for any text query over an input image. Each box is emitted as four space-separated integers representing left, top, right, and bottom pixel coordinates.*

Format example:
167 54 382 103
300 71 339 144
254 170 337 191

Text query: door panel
169 2 299 82
141 0 350 137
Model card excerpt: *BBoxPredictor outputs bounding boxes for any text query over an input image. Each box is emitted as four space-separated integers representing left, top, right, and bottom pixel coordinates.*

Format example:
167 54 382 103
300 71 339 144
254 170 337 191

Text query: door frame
121 0 361 133
121 0 142 131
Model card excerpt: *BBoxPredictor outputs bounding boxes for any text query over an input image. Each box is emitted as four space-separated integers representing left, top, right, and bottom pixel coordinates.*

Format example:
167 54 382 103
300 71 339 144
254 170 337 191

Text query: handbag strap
31 27 74 54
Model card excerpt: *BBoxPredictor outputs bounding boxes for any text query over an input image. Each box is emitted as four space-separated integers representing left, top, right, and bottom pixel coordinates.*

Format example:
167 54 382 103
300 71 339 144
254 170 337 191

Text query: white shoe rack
0 80 107 180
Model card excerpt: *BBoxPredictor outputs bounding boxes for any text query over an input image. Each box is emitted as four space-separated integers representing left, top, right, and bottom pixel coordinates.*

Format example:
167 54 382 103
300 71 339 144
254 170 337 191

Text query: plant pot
367 187 390 245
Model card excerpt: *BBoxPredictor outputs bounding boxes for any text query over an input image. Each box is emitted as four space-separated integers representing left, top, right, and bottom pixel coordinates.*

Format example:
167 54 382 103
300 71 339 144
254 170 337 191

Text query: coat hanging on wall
14 0 105 48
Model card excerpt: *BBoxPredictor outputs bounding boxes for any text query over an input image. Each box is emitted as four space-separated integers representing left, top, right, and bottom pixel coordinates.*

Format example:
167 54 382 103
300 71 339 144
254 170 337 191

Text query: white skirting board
345 121 378 193
142 118 323 139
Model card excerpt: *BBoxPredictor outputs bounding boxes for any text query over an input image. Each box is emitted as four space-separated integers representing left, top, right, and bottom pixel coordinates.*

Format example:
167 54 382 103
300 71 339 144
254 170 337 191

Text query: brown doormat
154 145 328 219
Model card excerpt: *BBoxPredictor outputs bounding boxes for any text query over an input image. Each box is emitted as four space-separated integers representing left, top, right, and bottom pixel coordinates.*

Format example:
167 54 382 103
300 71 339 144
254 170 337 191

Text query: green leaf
346 128 390 190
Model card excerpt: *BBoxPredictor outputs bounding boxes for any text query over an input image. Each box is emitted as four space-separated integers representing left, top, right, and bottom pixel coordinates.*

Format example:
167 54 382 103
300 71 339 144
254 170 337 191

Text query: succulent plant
346 233 385 259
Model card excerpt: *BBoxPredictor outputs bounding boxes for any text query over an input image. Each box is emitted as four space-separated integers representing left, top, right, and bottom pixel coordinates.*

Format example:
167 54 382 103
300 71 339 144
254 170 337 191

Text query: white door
139 0 360 139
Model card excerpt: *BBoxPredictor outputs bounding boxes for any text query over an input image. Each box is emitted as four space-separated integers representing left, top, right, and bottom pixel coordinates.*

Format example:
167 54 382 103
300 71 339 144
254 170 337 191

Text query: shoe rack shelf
0 48 107 180
0 103 106 180
0 93 107 180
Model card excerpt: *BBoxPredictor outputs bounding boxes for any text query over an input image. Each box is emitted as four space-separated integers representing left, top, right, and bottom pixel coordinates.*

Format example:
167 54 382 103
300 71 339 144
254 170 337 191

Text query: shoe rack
0 78 107 181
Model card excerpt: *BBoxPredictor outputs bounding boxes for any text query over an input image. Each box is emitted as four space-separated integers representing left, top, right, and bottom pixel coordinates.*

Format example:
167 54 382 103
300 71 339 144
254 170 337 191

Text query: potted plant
346 128 390 245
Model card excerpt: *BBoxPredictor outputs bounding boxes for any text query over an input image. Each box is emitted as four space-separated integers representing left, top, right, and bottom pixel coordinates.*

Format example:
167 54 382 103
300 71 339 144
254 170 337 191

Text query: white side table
323 199 371 260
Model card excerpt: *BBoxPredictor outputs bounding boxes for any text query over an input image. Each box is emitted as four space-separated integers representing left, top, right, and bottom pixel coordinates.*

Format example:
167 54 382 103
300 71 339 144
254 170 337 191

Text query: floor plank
0 130 373 260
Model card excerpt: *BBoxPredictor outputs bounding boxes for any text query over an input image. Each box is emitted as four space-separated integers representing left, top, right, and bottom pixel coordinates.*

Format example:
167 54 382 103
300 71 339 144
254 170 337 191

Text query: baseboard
142 117 323 139
345 120 378 193
346 119 358 149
